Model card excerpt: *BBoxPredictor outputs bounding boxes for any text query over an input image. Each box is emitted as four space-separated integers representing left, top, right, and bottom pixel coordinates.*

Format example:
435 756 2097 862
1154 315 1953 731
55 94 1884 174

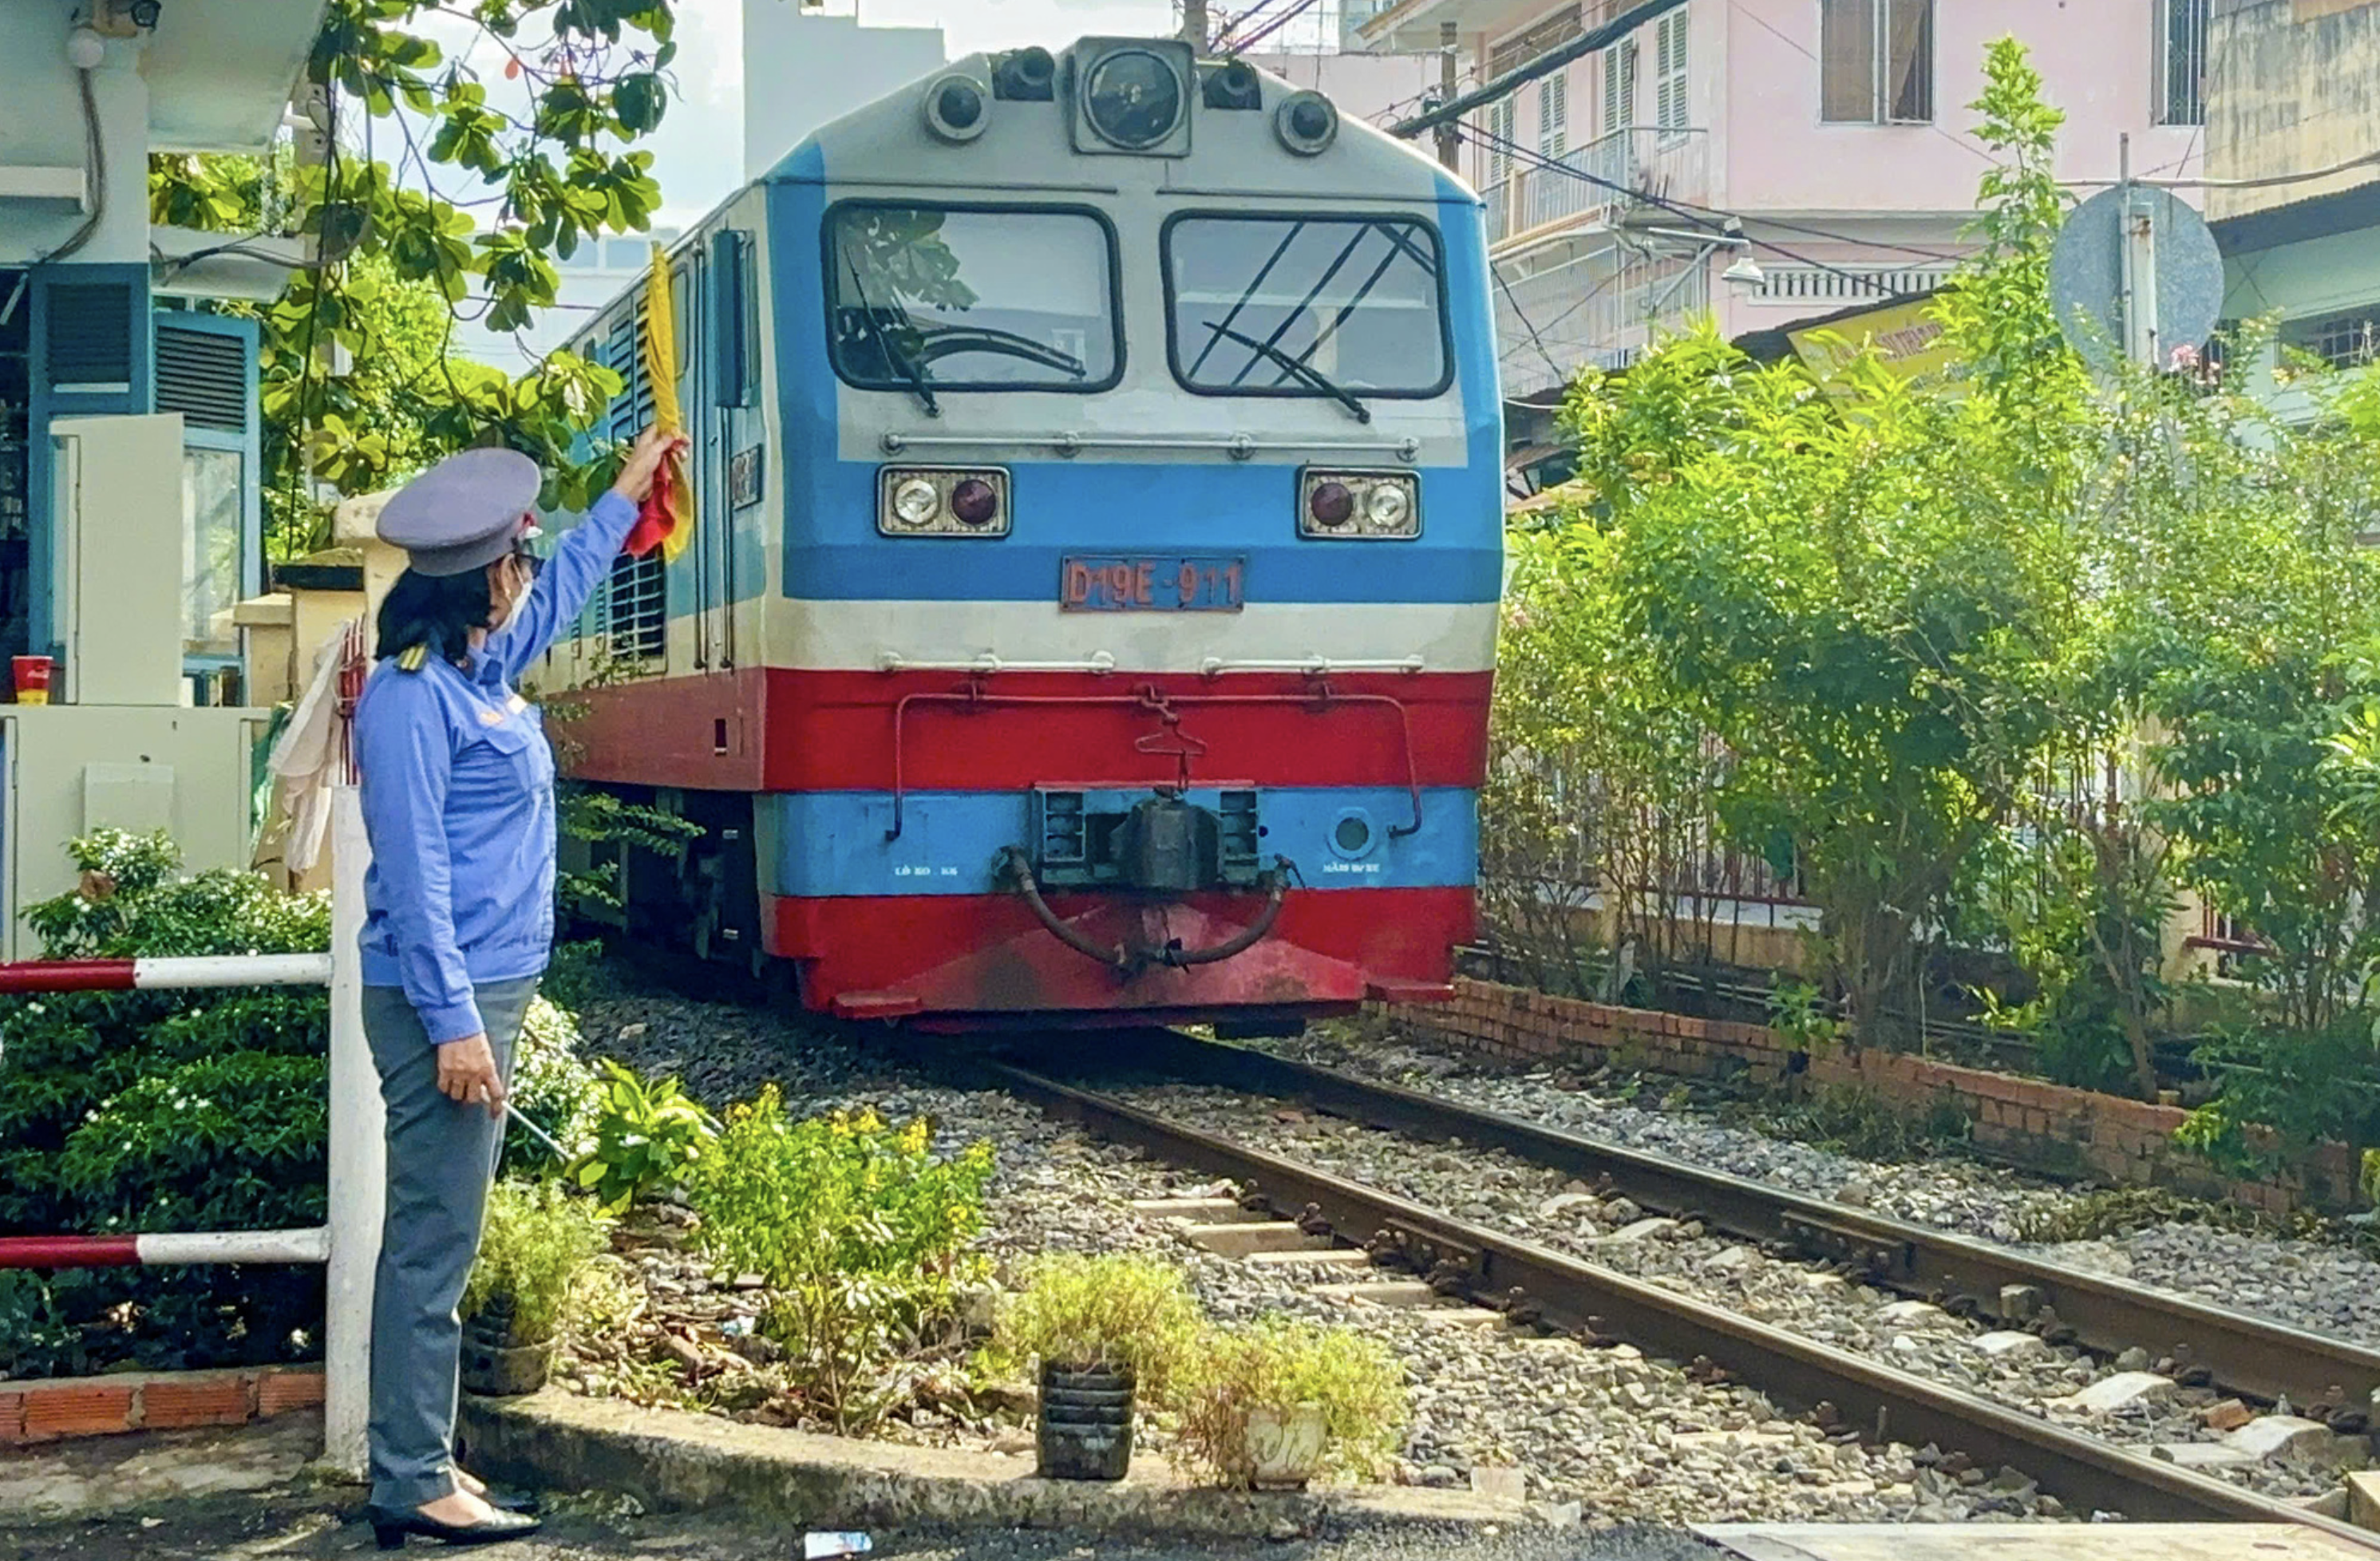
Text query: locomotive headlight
892 478 942 528
878 467 1012 537
1299 470 1420 539
1069 38 1194 159
1085 48 1183 149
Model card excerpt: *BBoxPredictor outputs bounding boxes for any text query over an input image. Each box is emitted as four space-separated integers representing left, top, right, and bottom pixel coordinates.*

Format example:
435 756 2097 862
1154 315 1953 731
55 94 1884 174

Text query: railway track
977 1041 2380 1544
1117 1031 2380 1415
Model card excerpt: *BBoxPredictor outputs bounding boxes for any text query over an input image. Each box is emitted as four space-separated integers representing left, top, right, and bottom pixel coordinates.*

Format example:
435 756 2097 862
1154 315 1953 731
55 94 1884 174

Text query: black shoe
366 1504 541 1550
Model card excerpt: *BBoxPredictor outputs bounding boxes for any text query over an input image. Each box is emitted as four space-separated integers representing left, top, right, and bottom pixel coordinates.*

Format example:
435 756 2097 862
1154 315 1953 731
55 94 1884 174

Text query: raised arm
354 674 479 1045
487 428 689 682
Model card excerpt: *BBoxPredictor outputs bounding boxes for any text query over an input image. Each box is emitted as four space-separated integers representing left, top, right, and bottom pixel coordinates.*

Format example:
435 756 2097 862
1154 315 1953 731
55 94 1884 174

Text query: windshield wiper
842 258 939 417
1202 321 1370 423
915 323 1088 379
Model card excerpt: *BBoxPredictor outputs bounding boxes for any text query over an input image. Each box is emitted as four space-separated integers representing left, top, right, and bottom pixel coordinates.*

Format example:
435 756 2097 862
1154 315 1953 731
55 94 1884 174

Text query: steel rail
1127 1032 2380 1416
983 1057 2380 1541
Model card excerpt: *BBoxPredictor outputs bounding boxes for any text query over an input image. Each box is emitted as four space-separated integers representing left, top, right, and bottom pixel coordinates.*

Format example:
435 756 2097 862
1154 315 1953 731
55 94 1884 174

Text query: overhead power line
1389 0 1688 140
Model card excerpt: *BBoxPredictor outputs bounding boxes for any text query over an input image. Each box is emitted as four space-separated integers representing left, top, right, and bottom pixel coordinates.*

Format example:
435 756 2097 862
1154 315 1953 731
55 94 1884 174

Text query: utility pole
2117 132 2161 368
1181 0 1208 49
1435 22 1461 172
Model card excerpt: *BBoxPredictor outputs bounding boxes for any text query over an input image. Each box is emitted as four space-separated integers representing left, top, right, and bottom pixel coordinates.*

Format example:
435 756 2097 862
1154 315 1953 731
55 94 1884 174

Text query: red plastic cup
13 656 52 705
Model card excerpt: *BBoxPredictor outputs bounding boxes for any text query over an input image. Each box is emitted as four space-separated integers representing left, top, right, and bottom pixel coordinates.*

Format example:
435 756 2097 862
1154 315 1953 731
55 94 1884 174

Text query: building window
180 448 243 658
1655 12 1690 135
1537 73 1568 162
1485 97 1516 185
1603 38 1637 133
2155 0 2208 126
2286 309 2380 370
1820 0 1934 124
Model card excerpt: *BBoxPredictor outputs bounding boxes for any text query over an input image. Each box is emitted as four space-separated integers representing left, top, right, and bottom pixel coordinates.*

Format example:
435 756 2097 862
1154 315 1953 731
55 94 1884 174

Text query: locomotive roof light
1299 470 1419 539
923 73 992 143
1202 59 1263 113
1275 90 1339 157
878 468 1012 537
994 47 1058 101
1069 38 1194 158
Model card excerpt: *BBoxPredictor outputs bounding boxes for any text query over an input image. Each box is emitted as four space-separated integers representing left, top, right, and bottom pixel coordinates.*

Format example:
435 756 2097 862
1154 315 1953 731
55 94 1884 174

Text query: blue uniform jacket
355 491 638 1043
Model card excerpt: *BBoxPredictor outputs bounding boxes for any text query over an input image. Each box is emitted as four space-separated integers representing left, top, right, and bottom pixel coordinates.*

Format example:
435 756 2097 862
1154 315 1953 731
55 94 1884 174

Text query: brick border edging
0 1365 322 1445
1384 978 2357 1215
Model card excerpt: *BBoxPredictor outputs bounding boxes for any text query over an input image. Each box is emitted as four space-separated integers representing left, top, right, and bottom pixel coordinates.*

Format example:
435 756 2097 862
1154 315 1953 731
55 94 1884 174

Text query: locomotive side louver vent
155 324 249 433
44 283 136 390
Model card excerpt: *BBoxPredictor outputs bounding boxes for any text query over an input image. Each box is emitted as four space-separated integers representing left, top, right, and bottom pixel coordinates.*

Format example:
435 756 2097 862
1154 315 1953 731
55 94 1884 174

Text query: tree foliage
151 2 679 555
1502 34 2380 1165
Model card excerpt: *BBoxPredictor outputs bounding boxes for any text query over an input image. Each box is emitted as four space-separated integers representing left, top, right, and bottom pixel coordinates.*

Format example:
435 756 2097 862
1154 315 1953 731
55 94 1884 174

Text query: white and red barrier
0 786 381 1477
0 953 333 994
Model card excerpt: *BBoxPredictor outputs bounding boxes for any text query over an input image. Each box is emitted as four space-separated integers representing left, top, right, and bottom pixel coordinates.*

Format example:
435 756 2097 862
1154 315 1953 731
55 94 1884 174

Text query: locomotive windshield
825 203 1122 397
1164 215 1449 401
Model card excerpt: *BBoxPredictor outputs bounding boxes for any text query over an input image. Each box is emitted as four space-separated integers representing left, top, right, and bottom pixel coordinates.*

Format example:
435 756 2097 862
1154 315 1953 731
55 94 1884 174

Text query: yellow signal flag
637 242 695 563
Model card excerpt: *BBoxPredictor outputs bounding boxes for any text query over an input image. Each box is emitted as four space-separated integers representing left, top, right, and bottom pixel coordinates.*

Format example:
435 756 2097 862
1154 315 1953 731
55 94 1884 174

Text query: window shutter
1538 73 1568 160
154 320 251 434
1657 14 1690 132
43 283 136 391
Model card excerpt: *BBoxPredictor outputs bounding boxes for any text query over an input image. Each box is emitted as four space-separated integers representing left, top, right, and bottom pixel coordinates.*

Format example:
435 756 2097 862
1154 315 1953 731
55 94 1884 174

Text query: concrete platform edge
460 1389 1530 1541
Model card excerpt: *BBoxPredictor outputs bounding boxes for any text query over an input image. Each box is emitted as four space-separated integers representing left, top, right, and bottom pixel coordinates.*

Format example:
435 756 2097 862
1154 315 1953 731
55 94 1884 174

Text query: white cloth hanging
269 618 366 875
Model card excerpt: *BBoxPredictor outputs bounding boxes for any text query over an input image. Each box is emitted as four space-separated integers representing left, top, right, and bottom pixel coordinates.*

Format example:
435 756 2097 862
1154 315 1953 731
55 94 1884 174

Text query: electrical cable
1464 124 1942 303
1493 261 1567 385
39 68 109 267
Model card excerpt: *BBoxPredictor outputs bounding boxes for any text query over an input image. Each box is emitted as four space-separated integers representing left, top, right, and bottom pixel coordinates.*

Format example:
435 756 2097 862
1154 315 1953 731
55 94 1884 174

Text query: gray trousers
363 977 540 1512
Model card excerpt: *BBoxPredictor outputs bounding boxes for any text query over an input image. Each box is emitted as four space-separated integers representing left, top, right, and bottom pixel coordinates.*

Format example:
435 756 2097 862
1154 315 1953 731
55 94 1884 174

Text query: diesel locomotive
537 38 1502 1031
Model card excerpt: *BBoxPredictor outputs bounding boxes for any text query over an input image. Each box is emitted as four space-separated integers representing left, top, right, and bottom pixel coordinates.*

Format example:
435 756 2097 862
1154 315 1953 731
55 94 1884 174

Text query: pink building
1346 0 2209 399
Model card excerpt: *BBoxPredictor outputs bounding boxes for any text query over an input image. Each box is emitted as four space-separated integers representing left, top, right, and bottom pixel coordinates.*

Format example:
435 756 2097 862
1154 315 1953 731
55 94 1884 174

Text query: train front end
762 41 1501 1029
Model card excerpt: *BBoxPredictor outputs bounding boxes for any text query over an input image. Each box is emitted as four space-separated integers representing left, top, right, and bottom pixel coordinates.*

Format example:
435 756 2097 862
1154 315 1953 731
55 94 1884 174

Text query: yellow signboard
1787 296 1960 397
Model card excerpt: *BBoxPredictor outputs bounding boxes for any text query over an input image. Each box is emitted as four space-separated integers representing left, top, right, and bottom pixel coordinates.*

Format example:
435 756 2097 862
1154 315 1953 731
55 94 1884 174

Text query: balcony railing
1481 126 1708 246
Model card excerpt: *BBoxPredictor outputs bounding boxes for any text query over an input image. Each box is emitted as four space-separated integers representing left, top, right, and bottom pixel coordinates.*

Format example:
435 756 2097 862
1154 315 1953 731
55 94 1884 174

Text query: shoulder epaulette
396 645 429 673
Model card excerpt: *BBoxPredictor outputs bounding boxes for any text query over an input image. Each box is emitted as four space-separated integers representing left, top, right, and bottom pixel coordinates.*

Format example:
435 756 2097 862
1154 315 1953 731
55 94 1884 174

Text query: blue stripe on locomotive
760 144 1504 609
765 785 1480 899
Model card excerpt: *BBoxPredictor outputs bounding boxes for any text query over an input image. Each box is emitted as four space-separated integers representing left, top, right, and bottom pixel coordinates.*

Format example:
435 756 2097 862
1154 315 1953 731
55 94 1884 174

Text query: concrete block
2226 1414 2343 1466
460 1390 1535 1540
2062 1372 2176 1414
2346 1468 2380 1531
2152 1443 2260 1472
1182 1222 1327 1259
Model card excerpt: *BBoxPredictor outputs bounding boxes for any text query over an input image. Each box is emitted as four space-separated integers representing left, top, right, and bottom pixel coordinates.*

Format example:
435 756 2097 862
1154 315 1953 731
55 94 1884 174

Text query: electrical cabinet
0 705 268 960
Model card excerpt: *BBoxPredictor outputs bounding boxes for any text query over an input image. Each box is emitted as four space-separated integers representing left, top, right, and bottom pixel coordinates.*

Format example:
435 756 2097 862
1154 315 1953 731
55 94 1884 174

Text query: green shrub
507 998 599 1175
686 1088 994 1431
56 1053 328 1231
463 1180 611 1346
571 1061 718 1214
1168 1317 1407 1488
997 1254 1201 1391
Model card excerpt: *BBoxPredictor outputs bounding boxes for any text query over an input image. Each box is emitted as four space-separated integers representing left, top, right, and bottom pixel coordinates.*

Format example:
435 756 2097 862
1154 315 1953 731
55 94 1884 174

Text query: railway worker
354 426 682 1551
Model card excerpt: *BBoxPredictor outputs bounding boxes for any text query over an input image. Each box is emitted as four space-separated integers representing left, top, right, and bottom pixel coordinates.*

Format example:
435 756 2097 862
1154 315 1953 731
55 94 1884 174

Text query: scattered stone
1875 1301 1947 1329
1997 1285 2043 1324
1834 1181 1874 1207
1600 1217 1680 1244
2113 1347 2151 1373
2201 1398 2255 1432
1971 1330 2047 1361
2060 1372 2176 1415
